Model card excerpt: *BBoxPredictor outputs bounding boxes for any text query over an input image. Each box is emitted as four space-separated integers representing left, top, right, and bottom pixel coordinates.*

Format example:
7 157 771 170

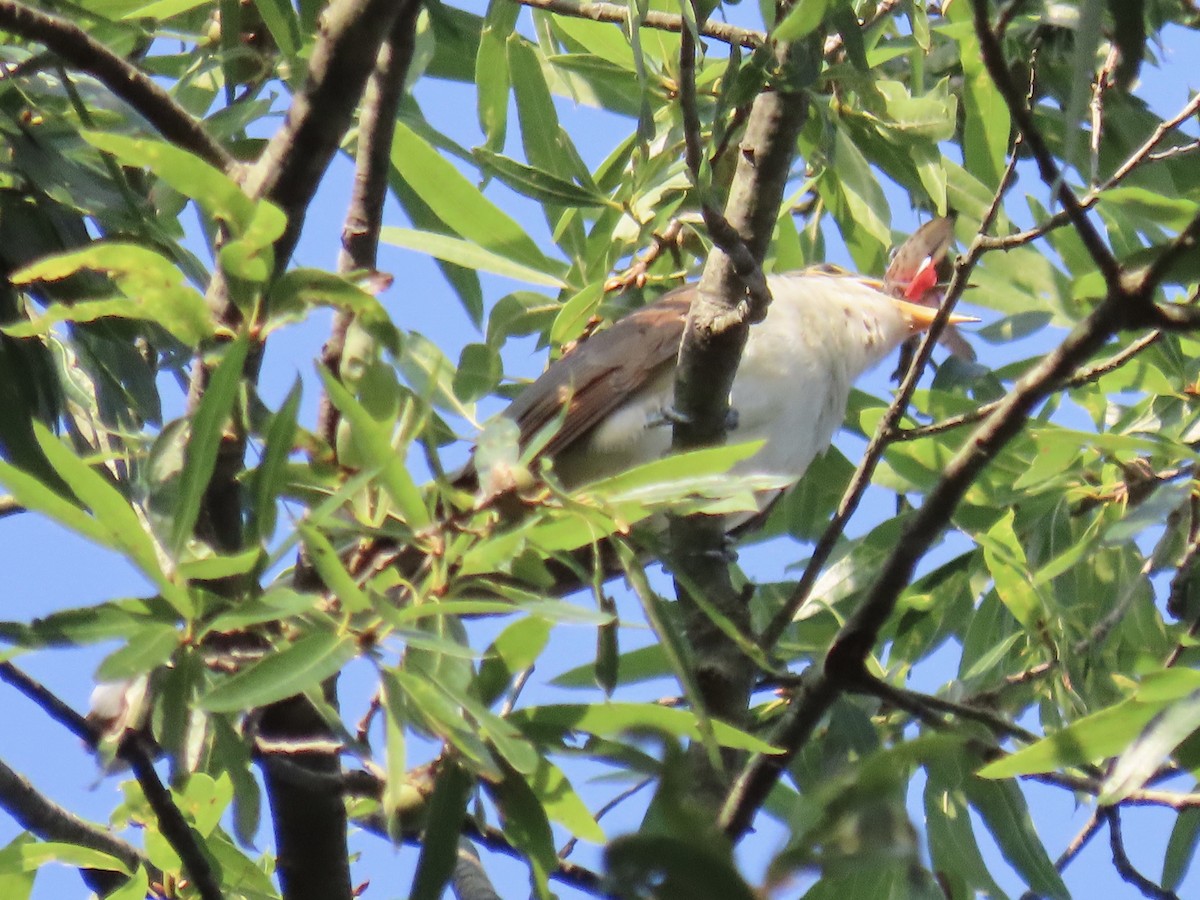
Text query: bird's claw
649 407 739 431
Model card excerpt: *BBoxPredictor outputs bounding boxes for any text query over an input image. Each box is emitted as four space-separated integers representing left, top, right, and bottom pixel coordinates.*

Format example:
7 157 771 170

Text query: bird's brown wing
504 289 692 460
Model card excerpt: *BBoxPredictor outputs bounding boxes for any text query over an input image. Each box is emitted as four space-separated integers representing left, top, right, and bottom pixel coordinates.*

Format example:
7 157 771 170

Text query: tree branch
240 0 415 271
0 0 234 172
970 0 1120 290
316 8 422 450
512 0 765 49
0 663 223 900
666 3 815 806
0 755 158 896
1105 808 1180 900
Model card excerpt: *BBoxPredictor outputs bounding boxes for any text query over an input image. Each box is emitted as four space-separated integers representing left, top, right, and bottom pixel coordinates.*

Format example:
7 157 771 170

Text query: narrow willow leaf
96 624 179 681
198 632 356 712
8 242 214 344
963 778 1069 900
529 757 604 843
82 131 283 243
248 378 302 542
1102 689 1200 804
484 769 556 898
509 703 779 753
296 521 371 613
773 0 845 40
474 149 613 209
19 842 129 875
252 0 302 58
476 0 518 150
389 120 563 276
170 338 249 557
978 699 1163 779
30 424 191 616
380 227 566 288
409 763 473 900
267 270 399 350
318 367 431 529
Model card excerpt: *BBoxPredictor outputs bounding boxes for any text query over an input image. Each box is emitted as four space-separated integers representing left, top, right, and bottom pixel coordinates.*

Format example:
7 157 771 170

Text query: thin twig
513 0 765 49
981 87 1200 253
1018 808 1104 900
895 330 1163 441
970 0 1121 290
559 778 653 859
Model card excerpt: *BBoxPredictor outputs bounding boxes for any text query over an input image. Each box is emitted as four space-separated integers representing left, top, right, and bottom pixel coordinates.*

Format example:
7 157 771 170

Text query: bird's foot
648 407 739 431
648 406 693 428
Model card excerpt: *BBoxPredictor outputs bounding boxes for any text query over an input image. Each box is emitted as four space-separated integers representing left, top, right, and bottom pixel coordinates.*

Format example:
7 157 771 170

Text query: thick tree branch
0 0 234 172
240 0 414 271
666 5 815 805
0 663 223 900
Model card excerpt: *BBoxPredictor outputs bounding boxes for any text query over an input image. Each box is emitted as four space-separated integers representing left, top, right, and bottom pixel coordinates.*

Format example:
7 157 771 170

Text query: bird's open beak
892 297 978 332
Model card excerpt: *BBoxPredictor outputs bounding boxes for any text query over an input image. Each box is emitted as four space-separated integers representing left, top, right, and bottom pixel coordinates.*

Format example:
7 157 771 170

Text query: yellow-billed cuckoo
487 217 972 512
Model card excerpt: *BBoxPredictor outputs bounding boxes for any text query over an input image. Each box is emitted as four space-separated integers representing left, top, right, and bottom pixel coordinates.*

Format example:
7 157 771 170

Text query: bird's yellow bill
892 297 978 330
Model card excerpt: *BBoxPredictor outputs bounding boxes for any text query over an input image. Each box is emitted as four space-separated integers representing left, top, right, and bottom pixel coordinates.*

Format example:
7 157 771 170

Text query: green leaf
267 270 399 350
389 669 501 779
531 757 604 843
409 763 473 900
1163 807 1200 891
170 338 249 557
248 378 302 541
96 624 179 681
453 342 501 403
389 120 564 276
825 127 891 271
19 842 130 875
1101 688 1200 803
476 1 518 150
975 510 1044 630
252 0 302 58
8 242 214 344
28 423 191 617
950 2 1009 185
380 227 566 288
296 521 371 613
925 766 1009 900
474 149 613 209
198 587 320 637
963 778 1069 900
508 703 779 753
774 0 848 41
82 132 283 243
978 699 1165 779
319 367 431 529
549 281 604 346
485 768 556 898
1101 187 1199 233
0 835 37 900
198 631 357 712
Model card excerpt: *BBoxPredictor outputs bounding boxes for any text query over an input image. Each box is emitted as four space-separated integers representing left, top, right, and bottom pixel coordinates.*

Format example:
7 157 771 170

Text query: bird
483 217 973 519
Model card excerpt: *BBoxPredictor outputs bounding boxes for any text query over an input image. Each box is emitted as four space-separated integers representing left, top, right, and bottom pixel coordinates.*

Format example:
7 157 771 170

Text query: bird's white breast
553 273 909 493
